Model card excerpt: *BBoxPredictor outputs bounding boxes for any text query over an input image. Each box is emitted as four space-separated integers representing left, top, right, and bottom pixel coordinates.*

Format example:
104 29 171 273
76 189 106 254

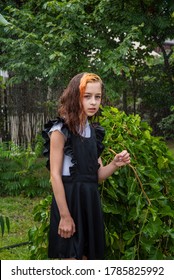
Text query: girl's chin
87 110 97 116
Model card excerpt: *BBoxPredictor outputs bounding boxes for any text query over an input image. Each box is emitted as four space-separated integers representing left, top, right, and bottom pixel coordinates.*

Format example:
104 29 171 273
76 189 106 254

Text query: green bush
28 106 174 259
0 136 50 197
101 106 174 259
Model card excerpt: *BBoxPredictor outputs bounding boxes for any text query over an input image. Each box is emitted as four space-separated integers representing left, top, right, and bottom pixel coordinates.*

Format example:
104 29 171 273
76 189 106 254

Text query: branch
109 148 152 206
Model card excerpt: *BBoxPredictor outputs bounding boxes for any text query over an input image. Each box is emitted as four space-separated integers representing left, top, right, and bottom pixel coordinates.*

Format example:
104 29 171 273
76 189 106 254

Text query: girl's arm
50 130 76 238
98 150 130 182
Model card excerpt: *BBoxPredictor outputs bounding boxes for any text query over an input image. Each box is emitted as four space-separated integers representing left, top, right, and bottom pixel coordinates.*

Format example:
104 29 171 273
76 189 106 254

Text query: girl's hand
58 216 76 238
113 150 130 167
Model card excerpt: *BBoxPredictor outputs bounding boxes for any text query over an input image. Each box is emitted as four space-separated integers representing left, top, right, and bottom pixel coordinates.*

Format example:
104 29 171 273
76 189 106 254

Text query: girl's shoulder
42 117 70 139
42 117 70 169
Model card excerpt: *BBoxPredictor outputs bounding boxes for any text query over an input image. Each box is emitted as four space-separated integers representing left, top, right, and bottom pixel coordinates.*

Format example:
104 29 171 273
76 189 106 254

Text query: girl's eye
83 94 101 99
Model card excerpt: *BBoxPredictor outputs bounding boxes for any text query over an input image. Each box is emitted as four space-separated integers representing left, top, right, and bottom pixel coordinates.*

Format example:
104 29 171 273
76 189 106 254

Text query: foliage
0 13 10 26
28 106 174 259
158 106 174 139
0 136 50 197
0 215 10 237
100 107 174 259
0 1 173 124
138 57 174 134
28 195 52 260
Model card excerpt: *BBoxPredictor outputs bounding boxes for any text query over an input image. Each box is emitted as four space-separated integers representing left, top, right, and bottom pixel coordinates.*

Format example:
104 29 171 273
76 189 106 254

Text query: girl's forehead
85 82 102 93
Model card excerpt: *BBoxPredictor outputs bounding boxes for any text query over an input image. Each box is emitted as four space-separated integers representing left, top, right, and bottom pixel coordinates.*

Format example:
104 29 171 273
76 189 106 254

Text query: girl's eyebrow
84 92 102 95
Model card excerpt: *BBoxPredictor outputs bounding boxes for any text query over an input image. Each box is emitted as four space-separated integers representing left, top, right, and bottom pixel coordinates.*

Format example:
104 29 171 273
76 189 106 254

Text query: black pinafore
48 125 105 260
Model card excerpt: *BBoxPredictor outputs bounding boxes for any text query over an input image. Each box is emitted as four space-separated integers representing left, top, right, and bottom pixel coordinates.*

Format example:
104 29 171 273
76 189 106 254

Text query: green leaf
102 202 120 214
123 230 136 245
143 217 163 238
167 228 174 239
144 130 151 140
5 216 10 233
0 14 10 26
0 215 5 236
157 156 169 169
149 207 158 221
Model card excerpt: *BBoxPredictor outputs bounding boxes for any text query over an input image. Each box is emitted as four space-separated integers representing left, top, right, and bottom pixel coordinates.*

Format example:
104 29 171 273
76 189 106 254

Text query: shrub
101 106 174 259
0 136 50 197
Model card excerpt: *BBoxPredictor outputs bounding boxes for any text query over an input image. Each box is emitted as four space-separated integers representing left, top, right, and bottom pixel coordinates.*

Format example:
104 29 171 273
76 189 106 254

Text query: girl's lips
88 108 96 111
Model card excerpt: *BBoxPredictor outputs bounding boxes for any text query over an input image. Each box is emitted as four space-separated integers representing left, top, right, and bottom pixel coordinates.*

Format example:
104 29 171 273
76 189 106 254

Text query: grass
0 196 41 260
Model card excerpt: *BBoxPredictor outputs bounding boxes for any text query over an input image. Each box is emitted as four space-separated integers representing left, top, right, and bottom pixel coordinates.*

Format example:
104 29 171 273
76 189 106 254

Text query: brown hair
58 72 104 134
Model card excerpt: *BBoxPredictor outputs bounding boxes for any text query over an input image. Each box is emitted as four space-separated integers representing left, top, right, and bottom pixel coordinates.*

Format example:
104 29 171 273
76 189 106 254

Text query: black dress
42 118 105 260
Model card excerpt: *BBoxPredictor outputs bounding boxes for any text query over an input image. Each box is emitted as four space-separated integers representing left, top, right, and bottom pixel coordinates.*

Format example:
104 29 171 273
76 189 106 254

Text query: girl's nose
90 97 96 104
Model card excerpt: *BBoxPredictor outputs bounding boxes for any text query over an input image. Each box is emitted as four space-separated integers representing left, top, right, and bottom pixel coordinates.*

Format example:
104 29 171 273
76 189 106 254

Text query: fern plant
0 136 50 197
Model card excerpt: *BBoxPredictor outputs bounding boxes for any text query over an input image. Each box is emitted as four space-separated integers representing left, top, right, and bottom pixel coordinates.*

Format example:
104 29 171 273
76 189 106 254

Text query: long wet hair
58 72 104 134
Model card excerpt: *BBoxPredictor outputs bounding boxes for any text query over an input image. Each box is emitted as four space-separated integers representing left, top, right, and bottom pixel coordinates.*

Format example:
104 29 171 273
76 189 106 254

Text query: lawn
0 196 41 260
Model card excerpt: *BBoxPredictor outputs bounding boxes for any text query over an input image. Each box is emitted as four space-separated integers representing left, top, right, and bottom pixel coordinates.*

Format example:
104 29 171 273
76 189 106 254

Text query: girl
42 72 130 260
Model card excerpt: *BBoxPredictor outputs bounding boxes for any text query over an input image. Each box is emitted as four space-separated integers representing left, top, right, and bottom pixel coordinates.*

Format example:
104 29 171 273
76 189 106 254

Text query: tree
0 0 100 86
1 0 173 85
0 0 174 135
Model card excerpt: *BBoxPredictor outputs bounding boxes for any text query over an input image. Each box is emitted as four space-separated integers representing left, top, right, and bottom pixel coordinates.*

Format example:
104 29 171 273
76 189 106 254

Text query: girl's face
82 81 102 117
